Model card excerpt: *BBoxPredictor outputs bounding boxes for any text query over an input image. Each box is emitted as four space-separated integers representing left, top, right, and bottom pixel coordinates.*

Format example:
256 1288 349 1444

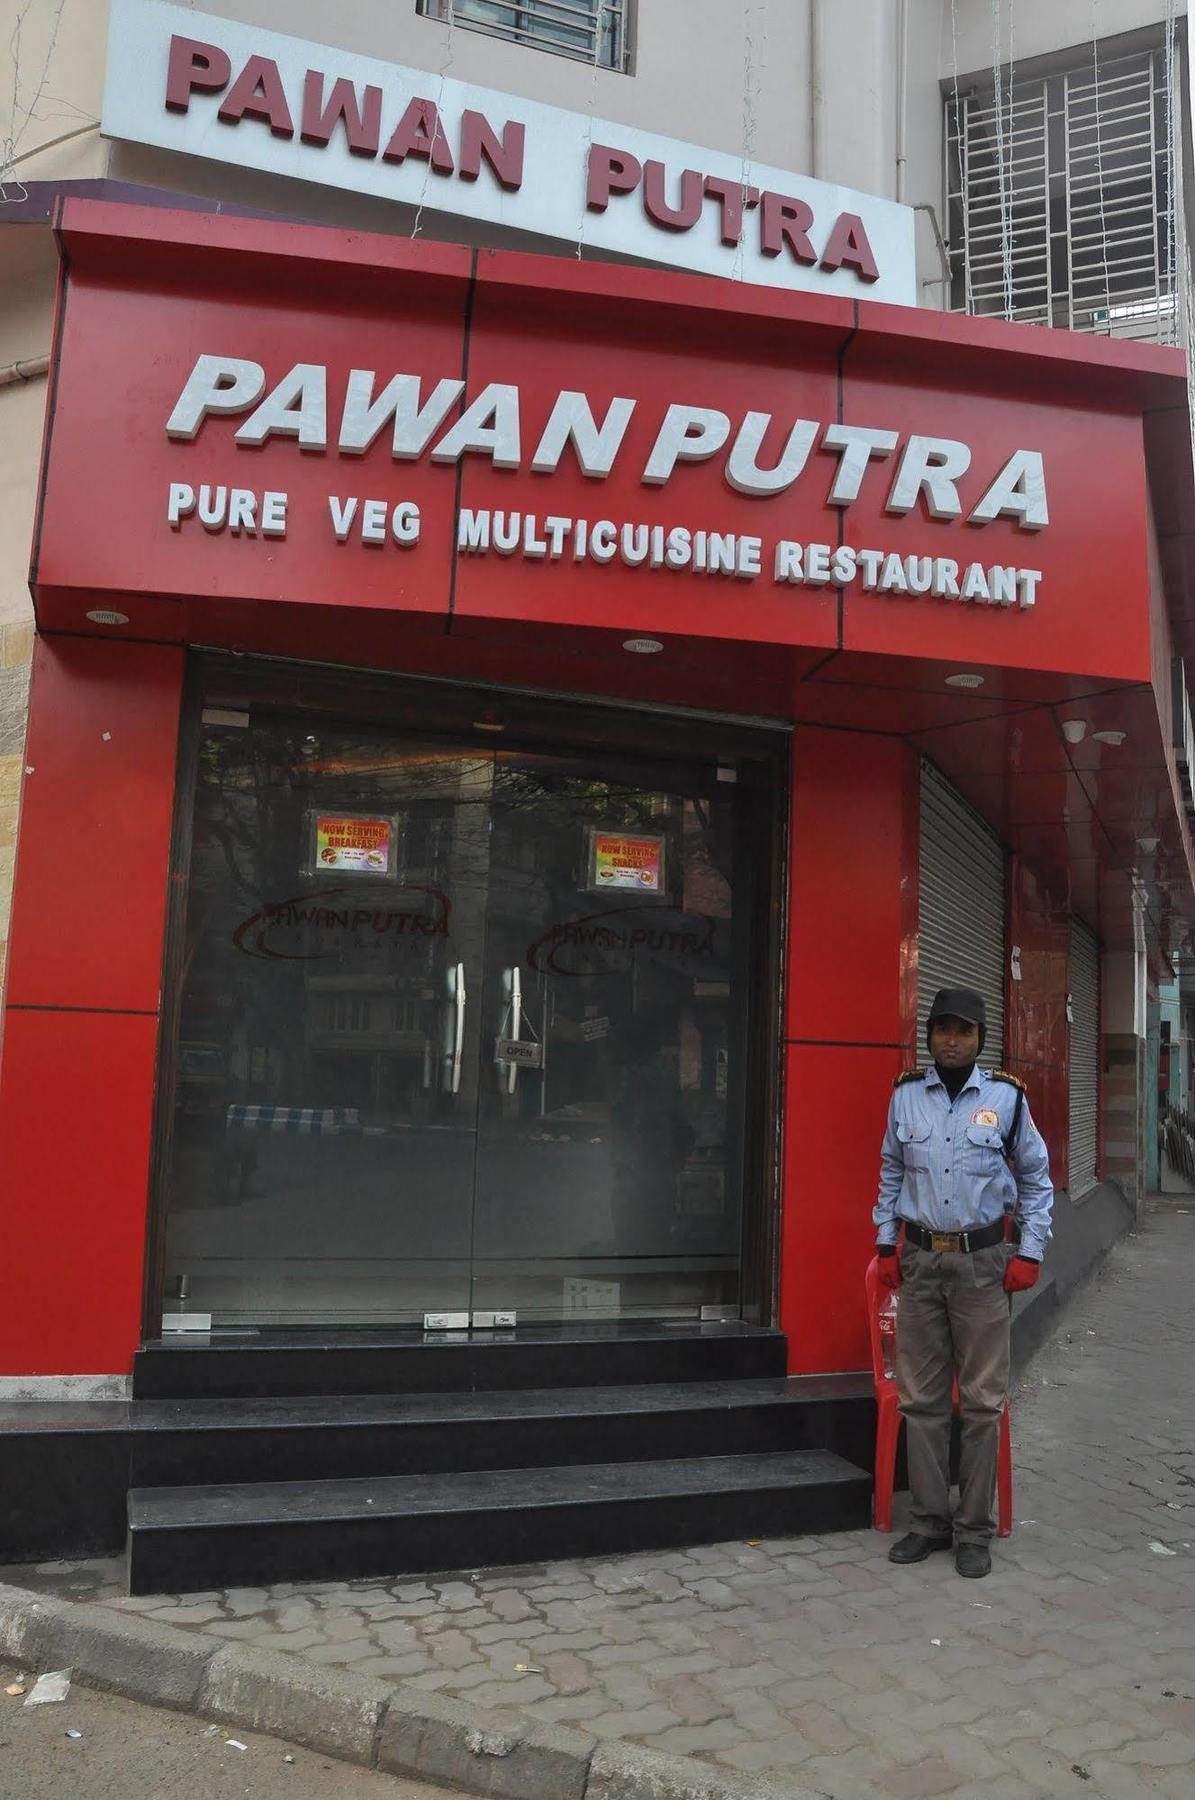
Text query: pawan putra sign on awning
161 352 1047 608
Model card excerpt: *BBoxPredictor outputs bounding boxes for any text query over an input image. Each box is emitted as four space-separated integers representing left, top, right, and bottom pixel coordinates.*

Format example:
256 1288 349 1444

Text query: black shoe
888 1531 953 1564
955 1542 992 1579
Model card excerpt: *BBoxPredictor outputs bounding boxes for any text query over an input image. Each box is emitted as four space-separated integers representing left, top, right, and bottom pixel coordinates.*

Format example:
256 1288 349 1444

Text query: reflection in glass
163 717 759 1327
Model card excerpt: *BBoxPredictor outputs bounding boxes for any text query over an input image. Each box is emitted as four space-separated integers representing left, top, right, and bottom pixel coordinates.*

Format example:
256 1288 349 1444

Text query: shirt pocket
965 1123 1005 1170
897 1120 932 1169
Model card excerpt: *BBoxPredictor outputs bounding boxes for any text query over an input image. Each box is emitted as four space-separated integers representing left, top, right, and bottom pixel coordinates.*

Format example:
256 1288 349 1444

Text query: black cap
927 987 986 1029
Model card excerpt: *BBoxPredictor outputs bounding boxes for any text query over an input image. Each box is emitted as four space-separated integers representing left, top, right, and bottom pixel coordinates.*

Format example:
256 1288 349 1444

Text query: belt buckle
931 1232 960 1253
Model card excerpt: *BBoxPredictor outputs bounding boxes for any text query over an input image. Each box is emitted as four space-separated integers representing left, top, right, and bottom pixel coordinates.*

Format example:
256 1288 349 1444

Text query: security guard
874 986 1054 1578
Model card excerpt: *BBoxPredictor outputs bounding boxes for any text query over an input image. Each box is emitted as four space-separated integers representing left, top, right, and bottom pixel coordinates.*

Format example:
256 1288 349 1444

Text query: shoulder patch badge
893 1069 926 1087
989 1069 1026 1092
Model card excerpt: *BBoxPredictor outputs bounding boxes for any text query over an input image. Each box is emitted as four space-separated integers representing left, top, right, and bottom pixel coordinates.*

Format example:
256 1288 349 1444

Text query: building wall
1 0 104 1008
0 360 52 1008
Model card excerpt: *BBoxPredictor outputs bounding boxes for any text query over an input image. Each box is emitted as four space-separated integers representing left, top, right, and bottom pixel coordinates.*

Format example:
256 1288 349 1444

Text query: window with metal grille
416 0 631 72
944 40 1177 342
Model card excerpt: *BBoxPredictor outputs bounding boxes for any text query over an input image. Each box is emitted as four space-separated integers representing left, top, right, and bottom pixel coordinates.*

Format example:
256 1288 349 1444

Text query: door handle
504 965 521 1095
442 961 466 1094
452 961 466 1095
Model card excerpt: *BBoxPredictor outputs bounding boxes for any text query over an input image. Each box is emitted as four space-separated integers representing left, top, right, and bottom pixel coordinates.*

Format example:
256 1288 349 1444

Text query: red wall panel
35 204 1169 695
786 727 919 1048
0 1010 158 1374
780 728 919 1372
838 349 1153 684
5 638 183 1013
453 279 841 649
780 1042 904 1373
36 248 467 621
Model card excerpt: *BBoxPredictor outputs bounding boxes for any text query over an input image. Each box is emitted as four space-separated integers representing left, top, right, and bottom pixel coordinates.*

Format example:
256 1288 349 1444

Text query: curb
0 1583 812 1799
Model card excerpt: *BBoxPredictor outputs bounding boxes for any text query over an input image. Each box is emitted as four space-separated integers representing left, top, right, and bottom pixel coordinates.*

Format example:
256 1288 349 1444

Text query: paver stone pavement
7 1201 1195 1798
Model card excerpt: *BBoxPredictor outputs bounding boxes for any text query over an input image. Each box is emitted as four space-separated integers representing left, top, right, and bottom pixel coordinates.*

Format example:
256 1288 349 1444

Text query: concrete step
126 1447 873 1593
132 1321 789 1399
127 1374 874 1488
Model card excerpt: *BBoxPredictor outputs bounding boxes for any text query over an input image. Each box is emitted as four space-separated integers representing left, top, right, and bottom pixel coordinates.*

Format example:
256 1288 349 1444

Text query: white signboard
101 0 917 305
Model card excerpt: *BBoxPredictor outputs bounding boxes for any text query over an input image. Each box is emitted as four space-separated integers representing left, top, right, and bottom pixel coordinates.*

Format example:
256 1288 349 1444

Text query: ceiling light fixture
1093 729 1126 746
623 637 664 655
945 672 984 689
1061 720 1088 744
86 609 129 626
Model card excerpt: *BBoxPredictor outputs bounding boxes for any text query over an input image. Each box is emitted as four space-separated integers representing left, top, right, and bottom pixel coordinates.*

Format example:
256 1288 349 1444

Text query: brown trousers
895 1241 1011 1545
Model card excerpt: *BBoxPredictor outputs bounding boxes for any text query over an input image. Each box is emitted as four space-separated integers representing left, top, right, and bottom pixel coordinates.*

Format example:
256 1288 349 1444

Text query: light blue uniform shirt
873 1064 1054 1261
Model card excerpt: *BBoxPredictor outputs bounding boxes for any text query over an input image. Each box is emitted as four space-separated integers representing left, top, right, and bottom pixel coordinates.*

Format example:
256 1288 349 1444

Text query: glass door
469 751 747 1323
160 704 767 1328
163 724 494 1326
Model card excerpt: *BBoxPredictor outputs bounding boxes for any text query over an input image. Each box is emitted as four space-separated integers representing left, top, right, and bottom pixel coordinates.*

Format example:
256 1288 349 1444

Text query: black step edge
132 1324 790 1400
127 1377 875 1487
126 1451 872 1593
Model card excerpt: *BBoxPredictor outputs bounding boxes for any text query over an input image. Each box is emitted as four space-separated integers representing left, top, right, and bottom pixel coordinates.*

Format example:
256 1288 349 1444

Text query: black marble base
0 1373 876 1565
0 1328 886 1587
132 1321 789 1400
126 1449 872 1593
0 1409 130 1563
130 1374 874 1489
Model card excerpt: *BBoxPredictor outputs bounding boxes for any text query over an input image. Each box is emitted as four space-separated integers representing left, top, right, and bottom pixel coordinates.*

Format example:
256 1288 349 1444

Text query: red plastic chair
865 1255 1012 1538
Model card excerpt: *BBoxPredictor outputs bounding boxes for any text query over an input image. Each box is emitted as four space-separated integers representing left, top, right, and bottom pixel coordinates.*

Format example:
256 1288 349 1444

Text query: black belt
901 1219 1005 1254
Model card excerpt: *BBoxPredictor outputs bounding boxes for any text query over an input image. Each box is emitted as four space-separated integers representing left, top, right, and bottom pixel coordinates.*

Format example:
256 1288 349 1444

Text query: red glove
876 1249 902 1291
1004 1256 1040 1293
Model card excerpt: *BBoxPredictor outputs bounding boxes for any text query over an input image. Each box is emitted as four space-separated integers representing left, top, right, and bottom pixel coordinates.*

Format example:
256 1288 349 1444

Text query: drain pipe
916 202 953 289
895 0 909 202
0 355 49 388
809 0 824 179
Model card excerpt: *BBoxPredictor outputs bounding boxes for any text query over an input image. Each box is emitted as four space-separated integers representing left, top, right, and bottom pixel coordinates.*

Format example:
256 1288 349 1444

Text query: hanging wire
1089 0 1113 325
990 0 1014 320
1 0 69 203
1163 0 1180 346
1007 0 1017 319
576 21 600 259
411 2 455 240
735 0 761 284
1162 0 1194 461
949 0 971 313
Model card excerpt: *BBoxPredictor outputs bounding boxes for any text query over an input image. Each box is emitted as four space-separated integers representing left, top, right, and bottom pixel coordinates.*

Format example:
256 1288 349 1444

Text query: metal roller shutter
918 761 1007 1066
1068 919 1100 1194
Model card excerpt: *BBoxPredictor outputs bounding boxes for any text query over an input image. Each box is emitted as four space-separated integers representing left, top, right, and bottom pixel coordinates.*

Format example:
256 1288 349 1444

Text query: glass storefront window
160 683 776 1328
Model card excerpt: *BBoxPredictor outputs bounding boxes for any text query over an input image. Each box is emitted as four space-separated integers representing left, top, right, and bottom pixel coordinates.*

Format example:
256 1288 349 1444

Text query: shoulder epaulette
893 1069 926 1087
989 1070 1026 1092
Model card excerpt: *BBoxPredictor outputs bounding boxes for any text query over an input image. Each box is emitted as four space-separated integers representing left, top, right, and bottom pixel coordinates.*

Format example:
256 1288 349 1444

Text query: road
0 1680 455 1800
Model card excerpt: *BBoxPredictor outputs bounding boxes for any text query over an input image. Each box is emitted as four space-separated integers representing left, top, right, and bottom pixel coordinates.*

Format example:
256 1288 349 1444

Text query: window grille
417 0 630 72
945 43 1176 342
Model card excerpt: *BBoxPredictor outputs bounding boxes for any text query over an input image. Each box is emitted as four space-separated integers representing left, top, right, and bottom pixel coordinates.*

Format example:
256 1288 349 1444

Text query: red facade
2 198 1193 1376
